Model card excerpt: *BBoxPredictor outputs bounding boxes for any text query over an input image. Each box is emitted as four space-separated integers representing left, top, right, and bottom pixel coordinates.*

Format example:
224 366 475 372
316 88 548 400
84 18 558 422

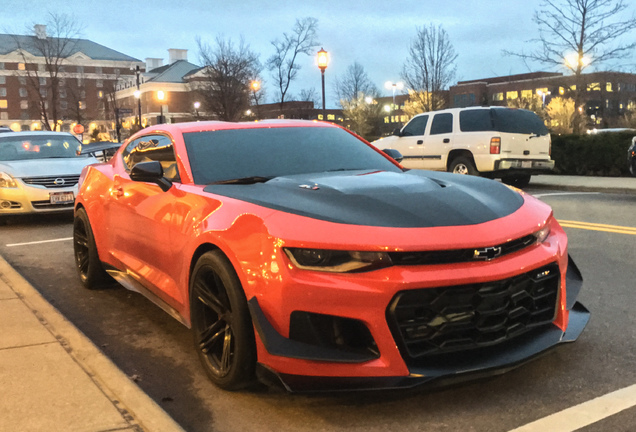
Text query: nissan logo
53 178 66 186
473 246 503 261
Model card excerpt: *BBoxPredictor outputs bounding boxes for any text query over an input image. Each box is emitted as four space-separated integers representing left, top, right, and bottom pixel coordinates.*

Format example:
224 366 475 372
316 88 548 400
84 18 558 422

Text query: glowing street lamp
193 101 201 120
536 89 551 106
384 81 404 107
317 48 329 119
157 90 166 124
565 53 591 70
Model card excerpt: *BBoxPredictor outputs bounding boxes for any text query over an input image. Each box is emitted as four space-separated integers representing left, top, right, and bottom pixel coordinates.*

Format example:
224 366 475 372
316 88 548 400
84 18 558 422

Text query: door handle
443 138 450 143
417 140 423 145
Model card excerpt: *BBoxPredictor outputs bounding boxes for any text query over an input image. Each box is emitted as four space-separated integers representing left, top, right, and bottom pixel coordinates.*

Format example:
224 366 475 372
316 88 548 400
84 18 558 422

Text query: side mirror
383 149 403 164
130 161 172 192
392 127 402 137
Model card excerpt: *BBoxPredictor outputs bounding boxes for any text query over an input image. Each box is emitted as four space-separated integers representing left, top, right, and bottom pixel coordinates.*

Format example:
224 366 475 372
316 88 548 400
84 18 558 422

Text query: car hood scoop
203 170 523 228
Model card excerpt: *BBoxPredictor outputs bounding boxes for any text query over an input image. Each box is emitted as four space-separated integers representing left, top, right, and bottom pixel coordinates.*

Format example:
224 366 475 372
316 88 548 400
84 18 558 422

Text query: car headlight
533 218 552 243
284 248 392 273
0 172 17 188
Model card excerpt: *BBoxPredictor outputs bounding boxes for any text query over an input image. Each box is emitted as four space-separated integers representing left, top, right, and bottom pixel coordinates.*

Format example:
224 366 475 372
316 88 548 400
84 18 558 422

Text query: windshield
459 108 549 136
184 126 401 185
0 134 85 161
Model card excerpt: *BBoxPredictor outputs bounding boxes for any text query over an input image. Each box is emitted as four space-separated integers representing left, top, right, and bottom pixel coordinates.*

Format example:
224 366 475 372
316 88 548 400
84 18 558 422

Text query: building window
19 88 28 98
0 88 5 97
21 112 29 121
606 83 613 92
77 66 84 74
39 77 46 85
97 90 103 98
0 112 8 120
59 78 65 86
40 88 47 97
59 66 65 73
95 67 102 74
80 90 86 99
20 100 28 109
0 62 4 70
0 100 7 109
19 77 26 85
114 68 120 75
492 92 503 101
570 85 576 91
77 78 84 87
506 91 518 100
79 101 85 109
0 76 4 84
60 100 68 110
18 63 25 70
521 90 532 99
535 87 548 96
559 86 565 95
96 80 103 88
587 82 601 91
59 88 66 98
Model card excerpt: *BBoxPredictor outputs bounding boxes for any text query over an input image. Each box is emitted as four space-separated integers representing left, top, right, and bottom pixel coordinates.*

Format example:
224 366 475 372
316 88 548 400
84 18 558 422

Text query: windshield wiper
208 176 274 185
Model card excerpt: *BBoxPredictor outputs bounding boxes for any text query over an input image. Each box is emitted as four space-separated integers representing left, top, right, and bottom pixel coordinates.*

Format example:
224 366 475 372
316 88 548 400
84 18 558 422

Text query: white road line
532 192 601 198
6 237 73 247
509 383 636 432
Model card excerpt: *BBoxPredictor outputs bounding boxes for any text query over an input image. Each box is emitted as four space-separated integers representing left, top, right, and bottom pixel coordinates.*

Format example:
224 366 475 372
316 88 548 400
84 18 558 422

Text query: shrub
551 132 634 176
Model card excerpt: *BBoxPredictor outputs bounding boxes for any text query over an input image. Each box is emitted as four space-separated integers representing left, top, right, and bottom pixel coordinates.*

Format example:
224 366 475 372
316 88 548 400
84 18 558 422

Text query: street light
537 90 551 106
193 101 201 120
317 48 329 120
157 90 165 124
250 80 261 118
384 81 404 108
134 65 142 127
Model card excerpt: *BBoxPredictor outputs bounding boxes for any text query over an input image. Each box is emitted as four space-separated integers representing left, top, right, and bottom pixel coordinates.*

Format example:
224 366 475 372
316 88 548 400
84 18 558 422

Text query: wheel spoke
213 272 232 311
78 253 89 273
220 326 233 373
198 319 226 353
74 231 88 248
194 281 225 315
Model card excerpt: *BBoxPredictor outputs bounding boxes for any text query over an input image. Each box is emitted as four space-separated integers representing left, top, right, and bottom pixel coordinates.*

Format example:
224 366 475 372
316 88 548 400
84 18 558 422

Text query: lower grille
22 175 80 188
387 264 559 359
31 200 75 209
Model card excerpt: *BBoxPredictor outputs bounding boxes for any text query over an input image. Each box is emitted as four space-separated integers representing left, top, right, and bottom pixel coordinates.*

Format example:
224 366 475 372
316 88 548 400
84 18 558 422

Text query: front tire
630 159 636 177
190 251 256 390
73 208 110 289
449 156 478 176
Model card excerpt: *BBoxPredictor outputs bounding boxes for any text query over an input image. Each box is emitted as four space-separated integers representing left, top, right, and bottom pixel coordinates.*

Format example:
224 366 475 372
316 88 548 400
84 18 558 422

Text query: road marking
533 192 600 198
509 383 636 432
558 220 636 235
6 237 73 247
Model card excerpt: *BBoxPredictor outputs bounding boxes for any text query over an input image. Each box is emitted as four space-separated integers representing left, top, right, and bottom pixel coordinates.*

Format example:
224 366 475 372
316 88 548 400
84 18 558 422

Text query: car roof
0 131 77 138
135 119 338 136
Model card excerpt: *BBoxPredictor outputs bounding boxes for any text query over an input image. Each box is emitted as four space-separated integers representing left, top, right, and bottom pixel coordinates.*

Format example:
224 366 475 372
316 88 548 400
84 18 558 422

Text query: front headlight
533 218 552 243
284 248 393 273
0 172 18 188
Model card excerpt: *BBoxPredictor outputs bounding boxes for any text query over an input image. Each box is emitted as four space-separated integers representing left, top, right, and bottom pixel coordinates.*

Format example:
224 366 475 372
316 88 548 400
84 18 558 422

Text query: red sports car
73 120 589 392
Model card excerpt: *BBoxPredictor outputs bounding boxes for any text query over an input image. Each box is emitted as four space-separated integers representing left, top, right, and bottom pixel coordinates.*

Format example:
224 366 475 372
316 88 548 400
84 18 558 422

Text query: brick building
449 71 636 127
0 26 143 138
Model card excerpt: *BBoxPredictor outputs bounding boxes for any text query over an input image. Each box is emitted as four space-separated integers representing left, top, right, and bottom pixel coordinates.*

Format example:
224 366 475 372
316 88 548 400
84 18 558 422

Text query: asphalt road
0 187 635 432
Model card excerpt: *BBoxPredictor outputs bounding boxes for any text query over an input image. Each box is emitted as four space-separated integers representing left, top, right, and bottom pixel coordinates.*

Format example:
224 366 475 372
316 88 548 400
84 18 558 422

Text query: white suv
371 106 555 188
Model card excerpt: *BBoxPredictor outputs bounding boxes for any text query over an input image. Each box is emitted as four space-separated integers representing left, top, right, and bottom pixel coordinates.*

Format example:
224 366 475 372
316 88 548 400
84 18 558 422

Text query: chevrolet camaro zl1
73 120 589 392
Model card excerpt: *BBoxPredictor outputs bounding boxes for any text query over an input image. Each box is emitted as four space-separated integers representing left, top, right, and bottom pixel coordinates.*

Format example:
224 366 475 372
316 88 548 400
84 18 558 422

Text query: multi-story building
449 71 636 127
0 25 143 138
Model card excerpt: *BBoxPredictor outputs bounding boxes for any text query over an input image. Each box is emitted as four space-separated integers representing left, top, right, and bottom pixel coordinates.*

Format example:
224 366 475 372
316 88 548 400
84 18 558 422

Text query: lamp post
537 90 551 106
134 65 142 128
250 80 261 118
384 81 404 108
193 101 201 120
157 90 165 124
317 48 329 120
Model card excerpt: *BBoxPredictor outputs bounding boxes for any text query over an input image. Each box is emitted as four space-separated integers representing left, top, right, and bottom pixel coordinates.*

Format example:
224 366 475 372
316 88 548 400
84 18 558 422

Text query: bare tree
504 0 636 132
297 88 319 108
266 17 319 111
11 13 83 130
334 62 378 106
196 36 261 121
401 24 457 112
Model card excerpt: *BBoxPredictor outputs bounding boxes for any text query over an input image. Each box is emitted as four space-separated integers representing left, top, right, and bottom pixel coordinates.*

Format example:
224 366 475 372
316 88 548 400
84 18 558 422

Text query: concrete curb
0 254 185 432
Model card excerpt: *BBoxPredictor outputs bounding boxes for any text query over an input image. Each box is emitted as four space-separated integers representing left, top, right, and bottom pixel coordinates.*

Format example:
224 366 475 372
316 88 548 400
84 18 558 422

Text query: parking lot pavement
0 254 184 432
530 174 636 194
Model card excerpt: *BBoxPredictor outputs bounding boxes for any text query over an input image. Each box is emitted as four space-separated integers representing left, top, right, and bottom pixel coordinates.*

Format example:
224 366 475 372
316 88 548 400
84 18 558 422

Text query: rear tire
502 174 532 188
190 251 256 391
449 156 478 176
630 159 636 177
73 208 110 289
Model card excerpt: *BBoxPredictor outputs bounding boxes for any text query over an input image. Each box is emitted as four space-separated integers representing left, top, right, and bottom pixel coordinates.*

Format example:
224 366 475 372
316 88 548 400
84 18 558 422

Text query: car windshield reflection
0 135 85 161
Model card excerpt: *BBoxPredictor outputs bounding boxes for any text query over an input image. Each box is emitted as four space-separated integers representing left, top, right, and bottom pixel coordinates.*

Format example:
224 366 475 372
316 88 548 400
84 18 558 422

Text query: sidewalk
530 174 636 194
0 255 184 432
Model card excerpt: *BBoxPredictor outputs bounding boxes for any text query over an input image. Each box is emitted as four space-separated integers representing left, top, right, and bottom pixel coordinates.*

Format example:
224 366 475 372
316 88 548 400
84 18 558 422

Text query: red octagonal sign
73 124 85 134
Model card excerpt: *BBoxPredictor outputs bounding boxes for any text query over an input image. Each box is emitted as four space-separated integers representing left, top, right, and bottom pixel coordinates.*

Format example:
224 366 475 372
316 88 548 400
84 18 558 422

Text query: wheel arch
447 149 475 171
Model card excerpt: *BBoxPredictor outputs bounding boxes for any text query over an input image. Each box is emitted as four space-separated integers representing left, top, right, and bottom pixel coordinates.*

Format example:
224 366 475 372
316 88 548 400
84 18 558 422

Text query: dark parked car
629 136 636 177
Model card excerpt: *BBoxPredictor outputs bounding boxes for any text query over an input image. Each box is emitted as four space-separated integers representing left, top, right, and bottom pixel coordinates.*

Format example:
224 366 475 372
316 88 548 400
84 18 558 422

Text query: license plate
521 161 532 168
50 191 74 204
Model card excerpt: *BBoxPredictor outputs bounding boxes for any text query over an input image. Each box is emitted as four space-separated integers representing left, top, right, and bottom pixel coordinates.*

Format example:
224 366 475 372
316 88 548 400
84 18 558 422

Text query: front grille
22 175 80 189
387 264 560 359
388 234 536 266
31 200 75 209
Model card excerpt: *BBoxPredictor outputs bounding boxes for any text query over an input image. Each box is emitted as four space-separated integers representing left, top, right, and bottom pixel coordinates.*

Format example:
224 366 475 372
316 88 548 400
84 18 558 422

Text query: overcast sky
2 0 635 107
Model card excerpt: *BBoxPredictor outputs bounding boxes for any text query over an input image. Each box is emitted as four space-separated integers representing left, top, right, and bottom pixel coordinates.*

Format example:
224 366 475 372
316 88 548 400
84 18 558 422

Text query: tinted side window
123 134 180 181
401 115 429 136
460 109 493 131
430 113 453 135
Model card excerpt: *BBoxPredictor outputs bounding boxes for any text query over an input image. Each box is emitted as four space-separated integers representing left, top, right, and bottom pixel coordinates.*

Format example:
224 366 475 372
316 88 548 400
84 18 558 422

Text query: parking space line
558 220 636 235
509 383 636 432
533 192 600 198
6 237 73 247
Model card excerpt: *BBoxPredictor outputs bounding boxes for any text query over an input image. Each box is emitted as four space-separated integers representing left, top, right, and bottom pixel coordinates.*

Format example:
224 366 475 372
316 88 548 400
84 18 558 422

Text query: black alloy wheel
190 251 256 390
73 208 110 289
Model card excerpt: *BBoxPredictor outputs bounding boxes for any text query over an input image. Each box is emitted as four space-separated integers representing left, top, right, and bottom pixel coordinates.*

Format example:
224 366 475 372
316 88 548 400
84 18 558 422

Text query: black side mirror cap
383 148 403 163
392 127 402 137
130 160 172 192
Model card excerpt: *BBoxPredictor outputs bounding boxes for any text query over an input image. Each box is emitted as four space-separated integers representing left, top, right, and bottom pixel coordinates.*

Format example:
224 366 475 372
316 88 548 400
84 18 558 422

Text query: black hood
203 170 524 228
